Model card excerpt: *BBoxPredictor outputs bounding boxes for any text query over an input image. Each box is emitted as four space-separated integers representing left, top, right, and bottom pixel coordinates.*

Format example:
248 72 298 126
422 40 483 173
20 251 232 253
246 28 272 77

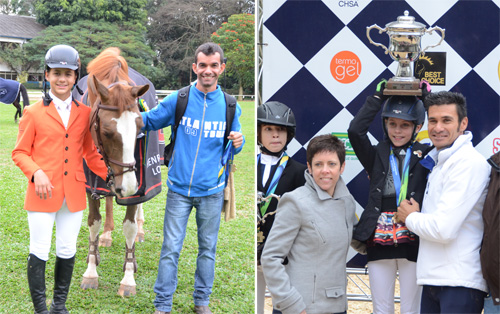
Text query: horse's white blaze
112 111 139 196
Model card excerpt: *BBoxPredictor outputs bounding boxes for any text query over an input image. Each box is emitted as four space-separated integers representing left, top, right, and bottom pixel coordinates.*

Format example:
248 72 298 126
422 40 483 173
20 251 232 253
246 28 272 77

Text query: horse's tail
19 84 30 109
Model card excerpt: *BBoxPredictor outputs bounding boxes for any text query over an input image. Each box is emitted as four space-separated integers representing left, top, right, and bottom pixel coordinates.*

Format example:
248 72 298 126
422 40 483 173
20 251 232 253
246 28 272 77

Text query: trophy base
384 78 422 96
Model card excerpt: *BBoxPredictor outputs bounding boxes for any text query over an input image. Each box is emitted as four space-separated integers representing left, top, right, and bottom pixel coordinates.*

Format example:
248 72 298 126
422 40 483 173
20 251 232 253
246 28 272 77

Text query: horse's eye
103 131 112 139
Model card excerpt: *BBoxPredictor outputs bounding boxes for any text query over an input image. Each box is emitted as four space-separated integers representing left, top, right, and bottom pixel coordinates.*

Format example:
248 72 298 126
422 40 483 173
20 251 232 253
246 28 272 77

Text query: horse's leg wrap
118 242 138 296
122 243 137 273
86 235 100 266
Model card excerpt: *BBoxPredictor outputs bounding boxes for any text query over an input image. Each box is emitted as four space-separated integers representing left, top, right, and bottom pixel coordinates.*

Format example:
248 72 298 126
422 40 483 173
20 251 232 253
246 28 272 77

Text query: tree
147 0 254 89
211 13 254 98
0 42 39 82
0 0 35 15
34 0 147 30
22 20 158 79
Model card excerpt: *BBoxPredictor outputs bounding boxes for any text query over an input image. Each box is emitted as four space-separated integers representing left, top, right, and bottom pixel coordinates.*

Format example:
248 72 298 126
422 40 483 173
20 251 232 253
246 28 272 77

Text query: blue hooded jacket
142 84 244 197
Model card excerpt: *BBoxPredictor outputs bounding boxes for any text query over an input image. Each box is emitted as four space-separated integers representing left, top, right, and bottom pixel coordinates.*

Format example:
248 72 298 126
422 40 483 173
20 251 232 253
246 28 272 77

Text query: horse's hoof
81 277 99 290
118 284 136 297
135 232 145 243
99 237 112 247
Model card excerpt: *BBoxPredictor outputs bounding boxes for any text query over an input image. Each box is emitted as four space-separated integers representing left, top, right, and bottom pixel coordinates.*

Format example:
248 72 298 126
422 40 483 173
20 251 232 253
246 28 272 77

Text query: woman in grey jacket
261 134 357 314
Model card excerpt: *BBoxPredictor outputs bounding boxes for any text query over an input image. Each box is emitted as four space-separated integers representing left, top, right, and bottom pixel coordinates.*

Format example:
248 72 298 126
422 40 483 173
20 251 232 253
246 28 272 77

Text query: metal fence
346 267 400 303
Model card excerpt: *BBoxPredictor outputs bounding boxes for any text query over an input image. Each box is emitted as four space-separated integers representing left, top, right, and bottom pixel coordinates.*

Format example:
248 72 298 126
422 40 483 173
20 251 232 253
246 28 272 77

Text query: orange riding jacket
12 98 107 212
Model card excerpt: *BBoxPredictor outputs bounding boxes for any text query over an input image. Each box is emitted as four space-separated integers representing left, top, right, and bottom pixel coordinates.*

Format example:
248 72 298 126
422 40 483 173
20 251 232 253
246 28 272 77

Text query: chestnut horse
81 48 150 296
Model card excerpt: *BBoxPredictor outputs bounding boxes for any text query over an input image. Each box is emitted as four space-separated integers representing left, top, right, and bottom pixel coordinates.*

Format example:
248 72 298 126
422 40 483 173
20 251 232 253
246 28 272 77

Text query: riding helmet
45 45 80 71
381 95 426 141
43 45 82 99
257 101 296 145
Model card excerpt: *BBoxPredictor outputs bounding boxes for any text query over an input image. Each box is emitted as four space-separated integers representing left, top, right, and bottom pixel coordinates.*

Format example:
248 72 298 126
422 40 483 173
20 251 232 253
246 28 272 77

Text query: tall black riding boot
49 255 75 314
27 254 49 314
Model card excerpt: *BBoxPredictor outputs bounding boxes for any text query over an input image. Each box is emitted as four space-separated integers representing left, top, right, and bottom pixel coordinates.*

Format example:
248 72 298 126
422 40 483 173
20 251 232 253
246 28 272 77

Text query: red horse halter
89 82 138 187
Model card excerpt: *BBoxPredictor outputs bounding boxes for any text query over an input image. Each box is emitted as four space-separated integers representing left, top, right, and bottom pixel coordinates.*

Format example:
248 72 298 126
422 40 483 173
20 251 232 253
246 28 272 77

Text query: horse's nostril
115 188 122 195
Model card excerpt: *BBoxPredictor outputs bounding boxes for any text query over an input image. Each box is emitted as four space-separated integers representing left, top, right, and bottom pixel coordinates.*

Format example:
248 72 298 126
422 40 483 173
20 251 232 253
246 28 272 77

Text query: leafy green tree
34 0 147 30
211 13 254 98
147 0 254 89
23 20 158 79
0 0 35 15
0 42 39 82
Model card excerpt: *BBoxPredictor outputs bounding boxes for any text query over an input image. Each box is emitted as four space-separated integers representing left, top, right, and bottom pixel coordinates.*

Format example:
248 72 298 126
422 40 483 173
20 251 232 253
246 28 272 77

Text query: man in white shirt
397 91 490 313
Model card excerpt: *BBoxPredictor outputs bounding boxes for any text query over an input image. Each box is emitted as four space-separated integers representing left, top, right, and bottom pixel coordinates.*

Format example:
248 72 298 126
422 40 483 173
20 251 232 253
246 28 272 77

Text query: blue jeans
421 285 486 313
154 189 224 312
484 294 500 313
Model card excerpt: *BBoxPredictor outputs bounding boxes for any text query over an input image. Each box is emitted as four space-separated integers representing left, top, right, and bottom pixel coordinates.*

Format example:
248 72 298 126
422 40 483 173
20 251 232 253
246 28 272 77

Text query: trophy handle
422 26 446 54
366 24 389 54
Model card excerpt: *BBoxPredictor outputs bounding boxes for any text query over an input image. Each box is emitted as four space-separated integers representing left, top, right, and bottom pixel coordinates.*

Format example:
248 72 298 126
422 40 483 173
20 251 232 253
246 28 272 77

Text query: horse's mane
87 47 130 84
87 47 132 112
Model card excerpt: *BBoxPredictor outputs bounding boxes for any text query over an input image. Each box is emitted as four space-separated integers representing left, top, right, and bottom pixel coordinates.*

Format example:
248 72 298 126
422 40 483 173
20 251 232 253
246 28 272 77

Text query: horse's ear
90 75 109 103
131 84 149 98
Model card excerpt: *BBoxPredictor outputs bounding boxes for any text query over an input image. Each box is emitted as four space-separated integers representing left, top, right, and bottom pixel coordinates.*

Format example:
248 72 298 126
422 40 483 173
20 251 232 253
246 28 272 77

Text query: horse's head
89 75 149 198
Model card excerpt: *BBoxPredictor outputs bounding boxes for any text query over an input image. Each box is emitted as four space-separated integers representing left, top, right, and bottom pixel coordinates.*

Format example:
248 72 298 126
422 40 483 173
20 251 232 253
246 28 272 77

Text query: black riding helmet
257 101 296 144
43 45 83 103
45 45 80 72
381 95 425 143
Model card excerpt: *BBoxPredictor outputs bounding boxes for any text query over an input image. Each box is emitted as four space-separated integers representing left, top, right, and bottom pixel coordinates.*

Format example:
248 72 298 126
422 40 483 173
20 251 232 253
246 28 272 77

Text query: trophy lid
386 10 426 33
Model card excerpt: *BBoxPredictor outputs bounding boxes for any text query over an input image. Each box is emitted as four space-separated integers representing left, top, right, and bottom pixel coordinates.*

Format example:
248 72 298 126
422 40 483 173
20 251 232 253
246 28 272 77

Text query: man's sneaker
194 305 212 314
154 309 170 314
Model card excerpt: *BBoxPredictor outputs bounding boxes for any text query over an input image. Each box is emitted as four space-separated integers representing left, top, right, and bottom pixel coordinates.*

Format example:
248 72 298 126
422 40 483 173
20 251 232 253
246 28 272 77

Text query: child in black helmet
347 80 432 314
12 44 107 314
256 101 306 314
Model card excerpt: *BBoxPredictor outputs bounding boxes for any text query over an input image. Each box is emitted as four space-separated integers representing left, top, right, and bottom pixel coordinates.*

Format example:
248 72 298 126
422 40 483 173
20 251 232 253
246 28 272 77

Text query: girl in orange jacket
12 45 107 314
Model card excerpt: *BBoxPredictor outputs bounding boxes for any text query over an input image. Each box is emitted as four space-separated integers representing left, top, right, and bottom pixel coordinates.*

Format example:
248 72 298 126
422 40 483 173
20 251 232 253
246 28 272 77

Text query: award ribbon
258 153 289 217
389 145 412 206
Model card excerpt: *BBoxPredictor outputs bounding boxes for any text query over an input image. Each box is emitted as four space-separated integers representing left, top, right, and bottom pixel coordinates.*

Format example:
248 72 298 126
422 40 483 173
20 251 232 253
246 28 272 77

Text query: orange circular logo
330 51 361 84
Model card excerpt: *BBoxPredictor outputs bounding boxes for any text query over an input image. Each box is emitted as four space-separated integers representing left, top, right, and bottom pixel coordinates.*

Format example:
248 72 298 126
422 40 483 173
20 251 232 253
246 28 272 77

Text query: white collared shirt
260 153 282 186
49 90 72 129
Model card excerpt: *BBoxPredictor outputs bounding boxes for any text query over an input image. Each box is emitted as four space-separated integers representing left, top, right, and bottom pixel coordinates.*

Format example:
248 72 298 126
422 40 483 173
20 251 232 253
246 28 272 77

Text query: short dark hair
194 42 224 64
424 91 467 123
306 134 346 166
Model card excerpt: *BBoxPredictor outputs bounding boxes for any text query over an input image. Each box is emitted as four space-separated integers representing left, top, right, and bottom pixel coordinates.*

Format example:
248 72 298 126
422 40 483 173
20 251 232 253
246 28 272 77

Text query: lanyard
258 153 289 217
138 98 149 164
389 146 412 206
218 140 234 184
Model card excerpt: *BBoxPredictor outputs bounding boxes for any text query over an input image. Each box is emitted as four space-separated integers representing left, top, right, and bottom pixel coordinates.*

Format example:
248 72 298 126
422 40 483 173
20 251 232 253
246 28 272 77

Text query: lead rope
89 167 105 200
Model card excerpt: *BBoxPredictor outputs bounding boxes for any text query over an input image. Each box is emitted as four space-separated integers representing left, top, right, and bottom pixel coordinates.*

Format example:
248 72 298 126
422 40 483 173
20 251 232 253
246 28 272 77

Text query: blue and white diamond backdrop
261 0 500 264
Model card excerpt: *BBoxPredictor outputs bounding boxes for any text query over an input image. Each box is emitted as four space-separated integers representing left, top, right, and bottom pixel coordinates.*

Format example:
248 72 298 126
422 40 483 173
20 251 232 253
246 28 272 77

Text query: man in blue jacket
142 42 244 314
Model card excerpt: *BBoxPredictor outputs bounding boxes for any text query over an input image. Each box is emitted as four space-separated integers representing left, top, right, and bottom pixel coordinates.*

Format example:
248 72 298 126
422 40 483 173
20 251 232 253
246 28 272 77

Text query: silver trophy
367 10 445 96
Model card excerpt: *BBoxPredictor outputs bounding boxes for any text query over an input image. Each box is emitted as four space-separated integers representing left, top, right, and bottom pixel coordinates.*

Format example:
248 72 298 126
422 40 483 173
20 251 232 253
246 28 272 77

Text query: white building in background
0 14 45 82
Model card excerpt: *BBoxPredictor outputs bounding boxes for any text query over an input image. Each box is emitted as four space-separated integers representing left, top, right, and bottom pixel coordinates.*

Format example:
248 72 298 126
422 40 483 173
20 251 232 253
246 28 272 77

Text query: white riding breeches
368 258 422 314
27 200 83 261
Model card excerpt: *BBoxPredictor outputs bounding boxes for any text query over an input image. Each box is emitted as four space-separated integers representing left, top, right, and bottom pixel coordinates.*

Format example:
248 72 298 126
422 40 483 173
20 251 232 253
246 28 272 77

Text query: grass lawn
0 99 255 313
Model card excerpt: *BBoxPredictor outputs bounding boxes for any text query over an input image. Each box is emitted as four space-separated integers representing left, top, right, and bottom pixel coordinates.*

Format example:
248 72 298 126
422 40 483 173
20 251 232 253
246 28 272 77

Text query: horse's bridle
89 82 138 187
